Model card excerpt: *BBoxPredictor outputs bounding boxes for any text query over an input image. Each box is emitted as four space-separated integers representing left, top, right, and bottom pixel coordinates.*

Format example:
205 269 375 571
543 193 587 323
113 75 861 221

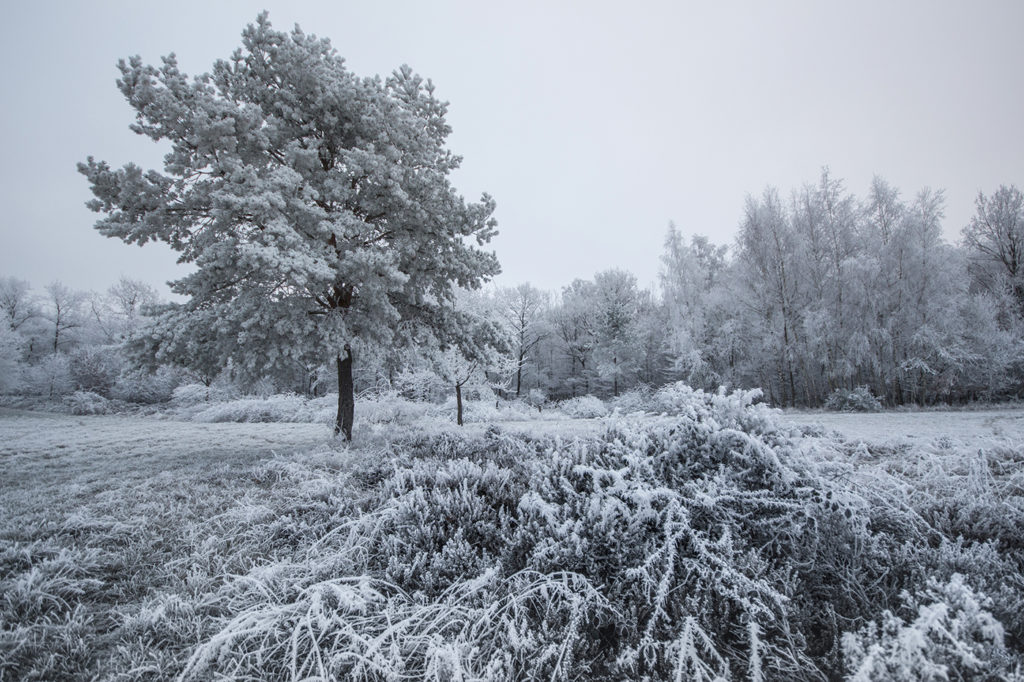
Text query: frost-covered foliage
0 324 23 393
21 353 73 397
4 390 1023 680
110 365 181 404
162 391 1022 679
357 391 437 424
609 386 654 414
842 575 1016 680
824 386 884 412
190 394 333 424
557 395 609 419
394 367 451 402
171 382 239 407
67 346 122 397
79 13 500 400
64 390 114 415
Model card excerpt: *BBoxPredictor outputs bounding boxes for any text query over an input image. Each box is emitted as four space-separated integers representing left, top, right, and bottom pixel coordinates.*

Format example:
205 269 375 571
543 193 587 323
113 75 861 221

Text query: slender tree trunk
336 345 354 440
516 351 524 397
456 382 464 426
570 355 577 397
613 355 620 397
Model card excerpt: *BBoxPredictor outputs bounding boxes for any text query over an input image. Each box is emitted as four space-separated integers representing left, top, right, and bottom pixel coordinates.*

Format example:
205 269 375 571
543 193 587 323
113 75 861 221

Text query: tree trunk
516 352 523 397
456 382 464 426
613 356 618 397
336 345 354 440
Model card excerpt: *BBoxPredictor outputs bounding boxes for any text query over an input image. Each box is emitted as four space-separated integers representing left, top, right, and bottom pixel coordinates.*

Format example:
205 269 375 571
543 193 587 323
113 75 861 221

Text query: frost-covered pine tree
79 14 500 437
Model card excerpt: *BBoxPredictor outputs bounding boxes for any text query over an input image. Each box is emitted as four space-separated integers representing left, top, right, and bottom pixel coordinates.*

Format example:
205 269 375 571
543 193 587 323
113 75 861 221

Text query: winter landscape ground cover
2 388 1023 680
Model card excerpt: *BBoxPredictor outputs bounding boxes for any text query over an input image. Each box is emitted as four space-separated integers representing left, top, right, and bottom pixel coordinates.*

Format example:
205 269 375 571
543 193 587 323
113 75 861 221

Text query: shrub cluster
557 395 610 419
170 388 1022 680
824 386 883 412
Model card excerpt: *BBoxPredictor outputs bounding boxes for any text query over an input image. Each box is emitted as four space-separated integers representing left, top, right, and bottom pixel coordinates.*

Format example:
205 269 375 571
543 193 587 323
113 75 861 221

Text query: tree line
500 173 1024 407
3 174 1021 412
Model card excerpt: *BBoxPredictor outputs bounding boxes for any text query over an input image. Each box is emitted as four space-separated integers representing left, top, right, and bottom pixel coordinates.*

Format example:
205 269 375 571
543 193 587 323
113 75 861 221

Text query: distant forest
500 172 1024 408
3 171 1022 409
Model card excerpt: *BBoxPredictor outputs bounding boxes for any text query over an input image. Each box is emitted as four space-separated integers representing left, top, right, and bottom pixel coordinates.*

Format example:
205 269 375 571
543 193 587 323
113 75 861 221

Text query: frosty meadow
3 11 1024 682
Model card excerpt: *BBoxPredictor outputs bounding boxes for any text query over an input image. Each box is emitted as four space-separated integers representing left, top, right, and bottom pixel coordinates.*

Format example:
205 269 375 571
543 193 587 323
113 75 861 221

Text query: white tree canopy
79 13 500 380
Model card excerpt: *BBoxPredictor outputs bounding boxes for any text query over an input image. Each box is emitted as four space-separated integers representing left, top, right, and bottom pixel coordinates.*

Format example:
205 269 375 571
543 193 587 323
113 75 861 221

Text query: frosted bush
248 376 278 398
68 346 122 397
526 388 547 407
650 383 780 437
842 574 1014 681
609 386 654 414
64 390 112 415
170 383 236 407
824 385 883 412
394 366 449 402
111 366 180 404
179 388 875 680
357 391 437 424
22 354 73 397
557 395 610 419
191 394 312 423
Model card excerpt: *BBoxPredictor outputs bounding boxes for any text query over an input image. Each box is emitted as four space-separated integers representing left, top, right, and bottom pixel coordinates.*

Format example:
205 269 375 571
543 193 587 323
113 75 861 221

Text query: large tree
962 185 1024 312
79 14 500 437
0 277 39 332
496 283 549 397
43 281 86 354
590 269 643 396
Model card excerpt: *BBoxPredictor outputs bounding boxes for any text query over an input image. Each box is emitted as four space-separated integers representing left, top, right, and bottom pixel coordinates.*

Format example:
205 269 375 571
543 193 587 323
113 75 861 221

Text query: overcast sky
2 0 1022 298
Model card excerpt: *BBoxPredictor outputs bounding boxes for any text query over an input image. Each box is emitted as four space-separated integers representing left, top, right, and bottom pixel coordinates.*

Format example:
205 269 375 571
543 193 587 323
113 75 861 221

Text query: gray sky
2 0 1022 298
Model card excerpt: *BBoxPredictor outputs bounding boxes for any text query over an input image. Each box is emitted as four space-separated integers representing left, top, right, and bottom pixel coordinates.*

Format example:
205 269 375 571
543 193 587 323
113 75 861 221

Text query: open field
780 407 1024 445
2 396 1023 680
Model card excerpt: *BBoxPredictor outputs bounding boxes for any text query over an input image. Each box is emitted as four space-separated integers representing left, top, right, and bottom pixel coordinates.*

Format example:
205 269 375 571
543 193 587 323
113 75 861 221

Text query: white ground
778 407 1024 446
3 406 1020 512
0 408 330 513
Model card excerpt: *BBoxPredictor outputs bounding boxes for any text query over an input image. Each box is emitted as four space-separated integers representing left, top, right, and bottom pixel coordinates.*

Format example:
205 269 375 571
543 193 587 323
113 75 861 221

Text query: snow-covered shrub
650 383 780 439
64 390 112 415
68 346 122 397
178 388 890 680
357 391 437 424
394 366 448 402
525 388 547 408
111 366 180 404
431 396 558 424
557 395 609 419
609 385 654 414
842 574 1014 681
22 353 73 397
824 385 882 412
170 382 236 407
247 375 278 398
191 393 312 423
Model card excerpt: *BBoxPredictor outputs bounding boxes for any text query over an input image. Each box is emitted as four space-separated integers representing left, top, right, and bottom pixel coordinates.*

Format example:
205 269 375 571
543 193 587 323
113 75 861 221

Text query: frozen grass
1 393 1023 680
780 407 1024 445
